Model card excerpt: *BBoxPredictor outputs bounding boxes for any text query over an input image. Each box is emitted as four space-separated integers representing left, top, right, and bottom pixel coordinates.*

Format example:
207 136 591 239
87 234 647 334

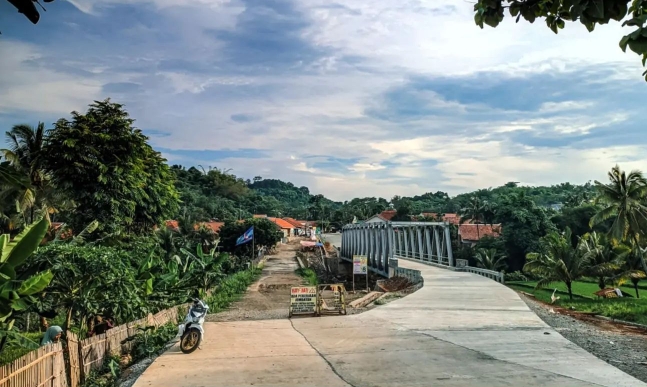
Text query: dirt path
206 241 304 322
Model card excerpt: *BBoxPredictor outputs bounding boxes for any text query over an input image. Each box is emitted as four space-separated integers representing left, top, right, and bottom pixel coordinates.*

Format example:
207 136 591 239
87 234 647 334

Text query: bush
505 271 528 282
205 268 262 313
129 323 177 363
0 332 43 366
295 268 318 285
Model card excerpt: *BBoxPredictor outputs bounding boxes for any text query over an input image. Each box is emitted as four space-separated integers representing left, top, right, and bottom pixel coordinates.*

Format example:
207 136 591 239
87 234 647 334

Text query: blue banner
236 226 254 246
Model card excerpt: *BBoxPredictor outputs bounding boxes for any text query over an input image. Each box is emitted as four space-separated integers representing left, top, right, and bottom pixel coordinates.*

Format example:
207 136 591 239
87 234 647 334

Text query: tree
43 99 180 236
474 248 508 271
0 217 52 352
460 196 486 239
524 228 590 299
590 165 647 273
494 191 556 271
217 218 282 258
473 1 647 81
1 123 65 224
579 232 628 289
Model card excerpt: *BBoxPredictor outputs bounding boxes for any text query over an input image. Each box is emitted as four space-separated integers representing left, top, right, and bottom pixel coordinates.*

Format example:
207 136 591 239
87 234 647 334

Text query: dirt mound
377 276 412 292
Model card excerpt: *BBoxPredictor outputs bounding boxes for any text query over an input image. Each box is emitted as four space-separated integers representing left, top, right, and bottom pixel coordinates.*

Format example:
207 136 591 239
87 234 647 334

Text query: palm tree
1 123 61 223
474 248 507 271
460 196 485 239
612 243 647 298
523 228 591 299
589 165 647 273
579 232 628 290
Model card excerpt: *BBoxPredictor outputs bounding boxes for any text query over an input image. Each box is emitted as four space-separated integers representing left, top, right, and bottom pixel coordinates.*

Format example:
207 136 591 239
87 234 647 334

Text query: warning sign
289 286 318 317
353 255 367 275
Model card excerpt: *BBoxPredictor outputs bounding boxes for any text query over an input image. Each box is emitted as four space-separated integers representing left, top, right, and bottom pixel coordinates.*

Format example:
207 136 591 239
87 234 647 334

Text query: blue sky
1 0 646 201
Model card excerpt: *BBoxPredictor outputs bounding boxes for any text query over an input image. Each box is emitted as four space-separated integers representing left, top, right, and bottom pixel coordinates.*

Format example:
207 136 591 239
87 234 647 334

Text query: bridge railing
461 266 505 284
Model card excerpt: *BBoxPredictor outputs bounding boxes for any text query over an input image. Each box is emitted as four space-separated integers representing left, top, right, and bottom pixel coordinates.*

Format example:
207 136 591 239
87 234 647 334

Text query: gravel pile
520 294 647 382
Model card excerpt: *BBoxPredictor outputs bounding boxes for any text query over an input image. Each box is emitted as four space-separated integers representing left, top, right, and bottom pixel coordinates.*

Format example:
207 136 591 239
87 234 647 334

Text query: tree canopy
474 0 647 80
43 99 179 236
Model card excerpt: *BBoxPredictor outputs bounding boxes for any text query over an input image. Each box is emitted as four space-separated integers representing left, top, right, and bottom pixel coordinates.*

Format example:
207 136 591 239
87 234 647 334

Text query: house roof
377 210 397 221
253 214 267 218
420 213 462 224
165 220 179 230
296 220 317 227
282 217 303 228
268 217 294 229
458 224 501 241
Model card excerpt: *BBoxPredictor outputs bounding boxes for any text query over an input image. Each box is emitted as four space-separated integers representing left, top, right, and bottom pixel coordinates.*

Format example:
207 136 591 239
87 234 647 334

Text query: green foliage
504 271 528 282
80 354 122 387
0 331 42 366
473 248 507 271
524 228 591 299
0 218 52 353
43 99 179 236
218 218 282 257
27 243 145 330
295 267 318 285
205 267 262 313
128 323 177 363
473 1 647 80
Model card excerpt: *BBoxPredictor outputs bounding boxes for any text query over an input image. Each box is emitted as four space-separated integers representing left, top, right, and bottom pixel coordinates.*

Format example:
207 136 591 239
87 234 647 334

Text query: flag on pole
236 226 254 246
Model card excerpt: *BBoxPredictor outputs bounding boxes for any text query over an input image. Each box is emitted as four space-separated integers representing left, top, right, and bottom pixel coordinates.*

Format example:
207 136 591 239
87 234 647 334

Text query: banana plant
0 217 53 352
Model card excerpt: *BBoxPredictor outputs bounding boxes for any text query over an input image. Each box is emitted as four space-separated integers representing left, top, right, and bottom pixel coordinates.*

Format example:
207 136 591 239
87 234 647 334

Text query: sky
1 0 646 201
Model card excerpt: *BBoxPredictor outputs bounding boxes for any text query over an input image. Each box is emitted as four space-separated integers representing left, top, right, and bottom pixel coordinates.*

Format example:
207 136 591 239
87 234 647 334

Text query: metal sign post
352 255 368 291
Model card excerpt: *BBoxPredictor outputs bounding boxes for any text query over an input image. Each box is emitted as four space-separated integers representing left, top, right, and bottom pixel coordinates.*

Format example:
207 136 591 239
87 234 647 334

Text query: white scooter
177 298 208 353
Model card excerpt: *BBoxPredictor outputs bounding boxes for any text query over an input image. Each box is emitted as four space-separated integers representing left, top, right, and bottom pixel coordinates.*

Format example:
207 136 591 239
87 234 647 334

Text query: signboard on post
352 255 368 291
353 255 367 274
289 286 318 317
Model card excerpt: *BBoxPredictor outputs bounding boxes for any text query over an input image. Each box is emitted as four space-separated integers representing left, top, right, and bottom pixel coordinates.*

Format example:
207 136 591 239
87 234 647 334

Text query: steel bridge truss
340 222 454 277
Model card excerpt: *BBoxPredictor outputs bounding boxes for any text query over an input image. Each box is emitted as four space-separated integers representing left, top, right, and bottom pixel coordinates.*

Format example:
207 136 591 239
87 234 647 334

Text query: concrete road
133 259 645 387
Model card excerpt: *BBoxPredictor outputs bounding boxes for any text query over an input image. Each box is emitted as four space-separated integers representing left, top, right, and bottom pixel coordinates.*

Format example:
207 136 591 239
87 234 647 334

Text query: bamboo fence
1 305 184 387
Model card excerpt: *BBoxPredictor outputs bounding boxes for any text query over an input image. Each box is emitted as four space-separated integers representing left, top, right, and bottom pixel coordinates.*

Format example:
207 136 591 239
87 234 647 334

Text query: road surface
133 259 645 387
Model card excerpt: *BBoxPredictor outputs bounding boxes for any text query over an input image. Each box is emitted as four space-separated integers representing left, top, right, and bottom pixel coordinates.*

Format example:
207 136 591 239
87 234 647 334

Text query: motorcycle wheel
180 328 202 354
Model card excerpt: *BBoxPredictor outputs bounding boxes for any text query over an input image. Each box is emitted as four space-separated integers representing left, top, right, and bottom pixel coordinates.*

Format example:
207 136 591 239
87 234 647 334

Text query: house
253 214 268 219
365 210 398 223
283 217 305 235
419 213 462 225
267 217 295 238
458 223 502 246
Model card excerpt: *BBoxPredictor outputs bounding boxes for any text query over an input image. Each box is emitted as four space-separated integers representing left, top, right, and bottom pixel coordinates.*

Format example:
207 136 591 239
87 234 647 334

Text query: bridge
339 221 505 282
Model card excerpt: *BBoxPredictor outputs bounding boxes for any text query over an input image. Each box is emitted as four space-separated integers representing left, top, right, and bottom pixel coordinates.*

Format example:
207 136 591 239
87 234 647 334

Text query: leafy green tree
0 217 52 352
524 228 591 299
495 192 556 271
590 165 647 273
43 99 179 236
615 244 647 298
179 244 228 297
28 244 145 330
218 218 282 258
473 1 647 81
474 248 508 271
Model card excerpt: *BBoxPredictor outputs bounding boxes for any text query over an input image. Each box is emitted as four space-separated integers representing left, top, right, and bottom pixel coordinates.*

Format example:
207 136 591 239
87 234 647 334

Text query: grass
508 280 641 299
205 267 263 313
0 332 44 366
508 281 647 325
295 267 318 286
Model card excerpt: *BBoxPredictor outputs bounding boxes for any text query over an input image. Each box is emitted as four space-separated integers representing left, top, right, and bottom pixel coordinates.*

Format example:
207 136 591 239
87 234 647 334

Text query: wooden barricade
0 342 67 387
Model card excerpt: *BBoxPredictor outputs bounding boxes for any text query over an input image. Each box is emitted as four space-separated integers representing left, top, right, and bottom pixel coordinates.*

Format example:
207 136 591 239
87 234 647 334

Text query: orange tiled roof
253 214 267 218
458 224 501 241
268 217 294 229
165 220 179 230
283 217 303 228
378 210 397 221
420 213 462 224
